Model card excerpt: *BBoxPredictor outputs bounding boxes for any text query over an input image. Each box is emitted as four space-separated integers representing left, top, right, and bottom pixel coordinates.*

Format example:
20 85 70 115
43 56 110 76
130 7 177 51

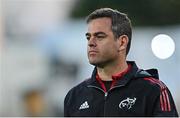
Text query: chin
89 61 104 68
89 61 97 65
89 60 98 66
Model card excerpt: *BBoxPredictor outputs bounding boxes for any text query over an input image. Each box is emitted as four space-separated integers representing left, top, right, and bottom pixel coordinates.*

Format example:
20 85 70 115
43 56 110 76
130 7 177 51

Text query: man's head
86 8 132 55
86 8 132 67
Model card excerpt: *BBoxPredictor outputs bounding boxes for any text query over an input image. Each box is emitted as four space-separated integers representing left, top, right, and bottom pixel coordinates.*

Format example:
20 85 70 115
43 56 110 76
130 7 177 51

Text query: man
64 8 178 117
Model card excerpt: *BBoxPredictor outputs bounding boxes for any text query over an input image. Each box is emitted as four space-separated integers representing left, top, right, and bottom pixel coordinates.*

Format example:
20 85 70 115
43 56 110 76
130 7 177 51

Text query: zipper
104 92 108 98
87 85 108 116
87 85 110 98
104 92 108 116
87 84 124 116
87 85 105 93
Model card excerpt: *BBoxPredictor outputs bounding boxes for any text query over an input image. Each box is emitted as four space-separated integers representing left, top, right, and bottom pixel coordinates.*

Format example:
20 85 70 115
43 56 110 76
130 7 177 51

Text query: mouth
88 50 98 55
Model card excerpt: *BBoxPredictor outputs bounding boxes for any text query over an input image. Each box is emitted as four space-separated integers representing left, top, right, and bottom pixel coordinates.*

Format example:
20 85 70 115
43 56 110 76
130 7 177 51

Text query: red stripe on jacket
144 77 171 111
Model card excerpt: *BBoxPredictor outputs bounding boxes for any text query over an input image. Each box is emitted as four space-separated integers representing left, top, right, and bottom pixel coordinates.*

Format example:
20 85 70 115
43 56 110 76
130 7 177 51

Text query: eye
86 35 90 41
85 33 91 41
97 35 105 38
96 35 107 40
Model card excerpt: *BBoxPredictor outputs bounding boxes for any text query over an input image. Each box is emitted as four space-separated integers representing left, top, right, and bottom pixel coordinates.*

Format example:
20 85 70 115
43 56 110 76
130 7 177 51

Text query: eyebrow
94 32 106 36
85 32 107 37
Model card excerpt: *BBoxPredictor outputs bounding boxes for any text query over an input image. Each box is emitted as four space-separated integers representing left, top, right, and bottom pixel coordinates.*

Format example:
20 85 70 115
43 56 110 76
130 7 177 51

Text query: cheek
101 43 118 56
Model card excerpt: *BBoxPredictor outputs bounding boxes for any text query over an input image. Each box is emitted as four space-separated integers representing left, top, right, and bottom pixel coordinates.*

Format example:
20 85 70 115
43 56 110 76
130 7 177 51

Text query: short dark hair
86 8 132 55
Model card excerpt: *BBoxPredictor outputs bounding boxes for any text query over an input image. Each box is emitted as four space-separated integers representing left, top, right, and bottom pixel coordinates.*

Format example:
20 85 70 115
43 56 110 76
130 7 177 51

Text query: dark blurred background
0 0 179 116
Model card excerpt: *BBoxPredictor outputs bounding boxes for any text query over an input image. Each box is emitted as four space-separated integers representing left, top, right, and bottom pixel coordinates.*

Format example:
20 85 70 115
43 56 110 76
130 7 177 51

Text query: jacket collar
86 61 139 87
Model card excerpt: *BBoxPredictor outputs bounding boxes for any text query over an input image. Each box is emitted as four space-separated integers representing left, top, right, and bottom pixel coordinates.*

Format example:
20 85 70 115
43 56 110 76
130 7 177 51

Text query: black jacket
64 61 178 117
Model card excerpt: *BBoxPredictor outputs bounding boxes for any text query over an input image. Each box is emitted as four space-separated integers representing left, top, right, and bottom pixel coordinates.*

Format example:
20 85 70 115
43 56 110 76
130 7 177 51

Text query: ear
118 35 129 52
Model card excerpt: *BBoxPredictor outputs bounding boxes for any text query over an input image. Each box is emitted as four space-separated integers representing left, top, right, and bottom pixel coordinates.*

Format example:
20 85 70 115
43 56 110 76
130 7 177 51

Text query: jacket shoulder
141 77 167 90
64 78 91 116
134 69 165 92
64 78 91 101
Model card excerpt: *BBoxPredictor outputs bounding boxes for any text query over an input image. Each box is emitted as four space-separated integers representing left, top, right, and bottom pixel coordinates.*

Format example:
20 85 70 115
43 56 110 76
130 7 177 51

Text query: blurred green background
70 0 180 26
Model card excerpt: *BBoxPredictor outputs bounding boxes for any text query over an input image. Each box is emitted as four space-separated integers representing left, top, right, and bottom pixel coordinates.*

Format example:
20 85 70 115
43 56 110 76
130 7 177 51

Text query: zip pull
104 92 108 100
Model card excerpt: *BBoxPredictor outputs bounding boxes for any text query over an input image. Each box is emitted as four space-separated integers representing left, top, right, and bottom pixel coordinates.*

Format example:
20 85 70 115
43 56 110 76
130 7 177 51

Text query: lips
88 50 98 55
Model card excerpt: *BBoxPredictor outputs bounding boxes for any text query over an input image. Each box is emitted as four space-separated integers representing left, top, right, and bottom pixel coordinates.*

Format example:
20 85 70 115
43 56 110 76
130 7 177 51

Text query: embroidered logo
119 97 136 109
79 101 89 110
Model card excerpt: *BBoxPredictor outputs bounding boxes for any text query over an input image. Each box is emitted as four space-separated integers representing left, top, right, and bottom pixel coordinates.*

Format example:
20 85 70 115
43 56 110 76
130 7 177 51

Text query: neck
97 60 128 81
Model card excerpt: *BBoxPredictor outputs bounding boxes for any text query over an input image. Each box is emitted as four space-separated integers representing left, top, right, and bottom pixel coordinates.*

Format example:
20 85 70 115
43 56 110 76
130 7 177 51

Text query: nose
88 37 97 47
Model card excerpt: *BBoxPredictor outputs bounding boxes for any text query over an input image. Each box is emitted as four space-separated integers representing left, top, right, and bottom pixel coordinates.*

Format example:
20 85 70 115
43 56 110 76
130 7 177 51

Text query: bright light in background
151 34 175 59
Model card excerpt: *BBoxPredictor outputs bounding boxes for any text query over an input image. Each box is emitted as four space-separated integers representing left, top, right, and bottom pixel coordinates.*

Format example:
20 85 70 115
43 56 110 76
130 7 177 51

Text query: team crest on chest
119 97 136 109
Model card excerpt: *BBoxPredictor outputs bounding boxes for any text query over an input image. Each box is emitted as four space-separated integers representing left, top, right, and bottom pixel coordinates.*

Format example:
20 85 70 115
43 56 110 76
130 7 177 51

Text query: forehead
87 17 112 33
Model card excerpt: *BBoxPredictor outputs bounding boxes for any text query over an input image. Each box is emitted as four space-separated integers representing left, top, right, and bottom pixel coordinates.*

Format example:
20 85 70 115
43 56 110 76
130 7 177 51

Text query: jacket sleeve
64 90 71 117
152 87 179 117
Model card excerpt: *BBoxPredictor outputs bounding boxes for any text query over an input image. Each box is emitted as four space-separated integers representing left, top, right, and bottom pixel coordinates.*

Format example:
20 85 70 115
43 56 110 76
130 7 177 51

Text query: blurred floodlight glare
151 34 175 59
